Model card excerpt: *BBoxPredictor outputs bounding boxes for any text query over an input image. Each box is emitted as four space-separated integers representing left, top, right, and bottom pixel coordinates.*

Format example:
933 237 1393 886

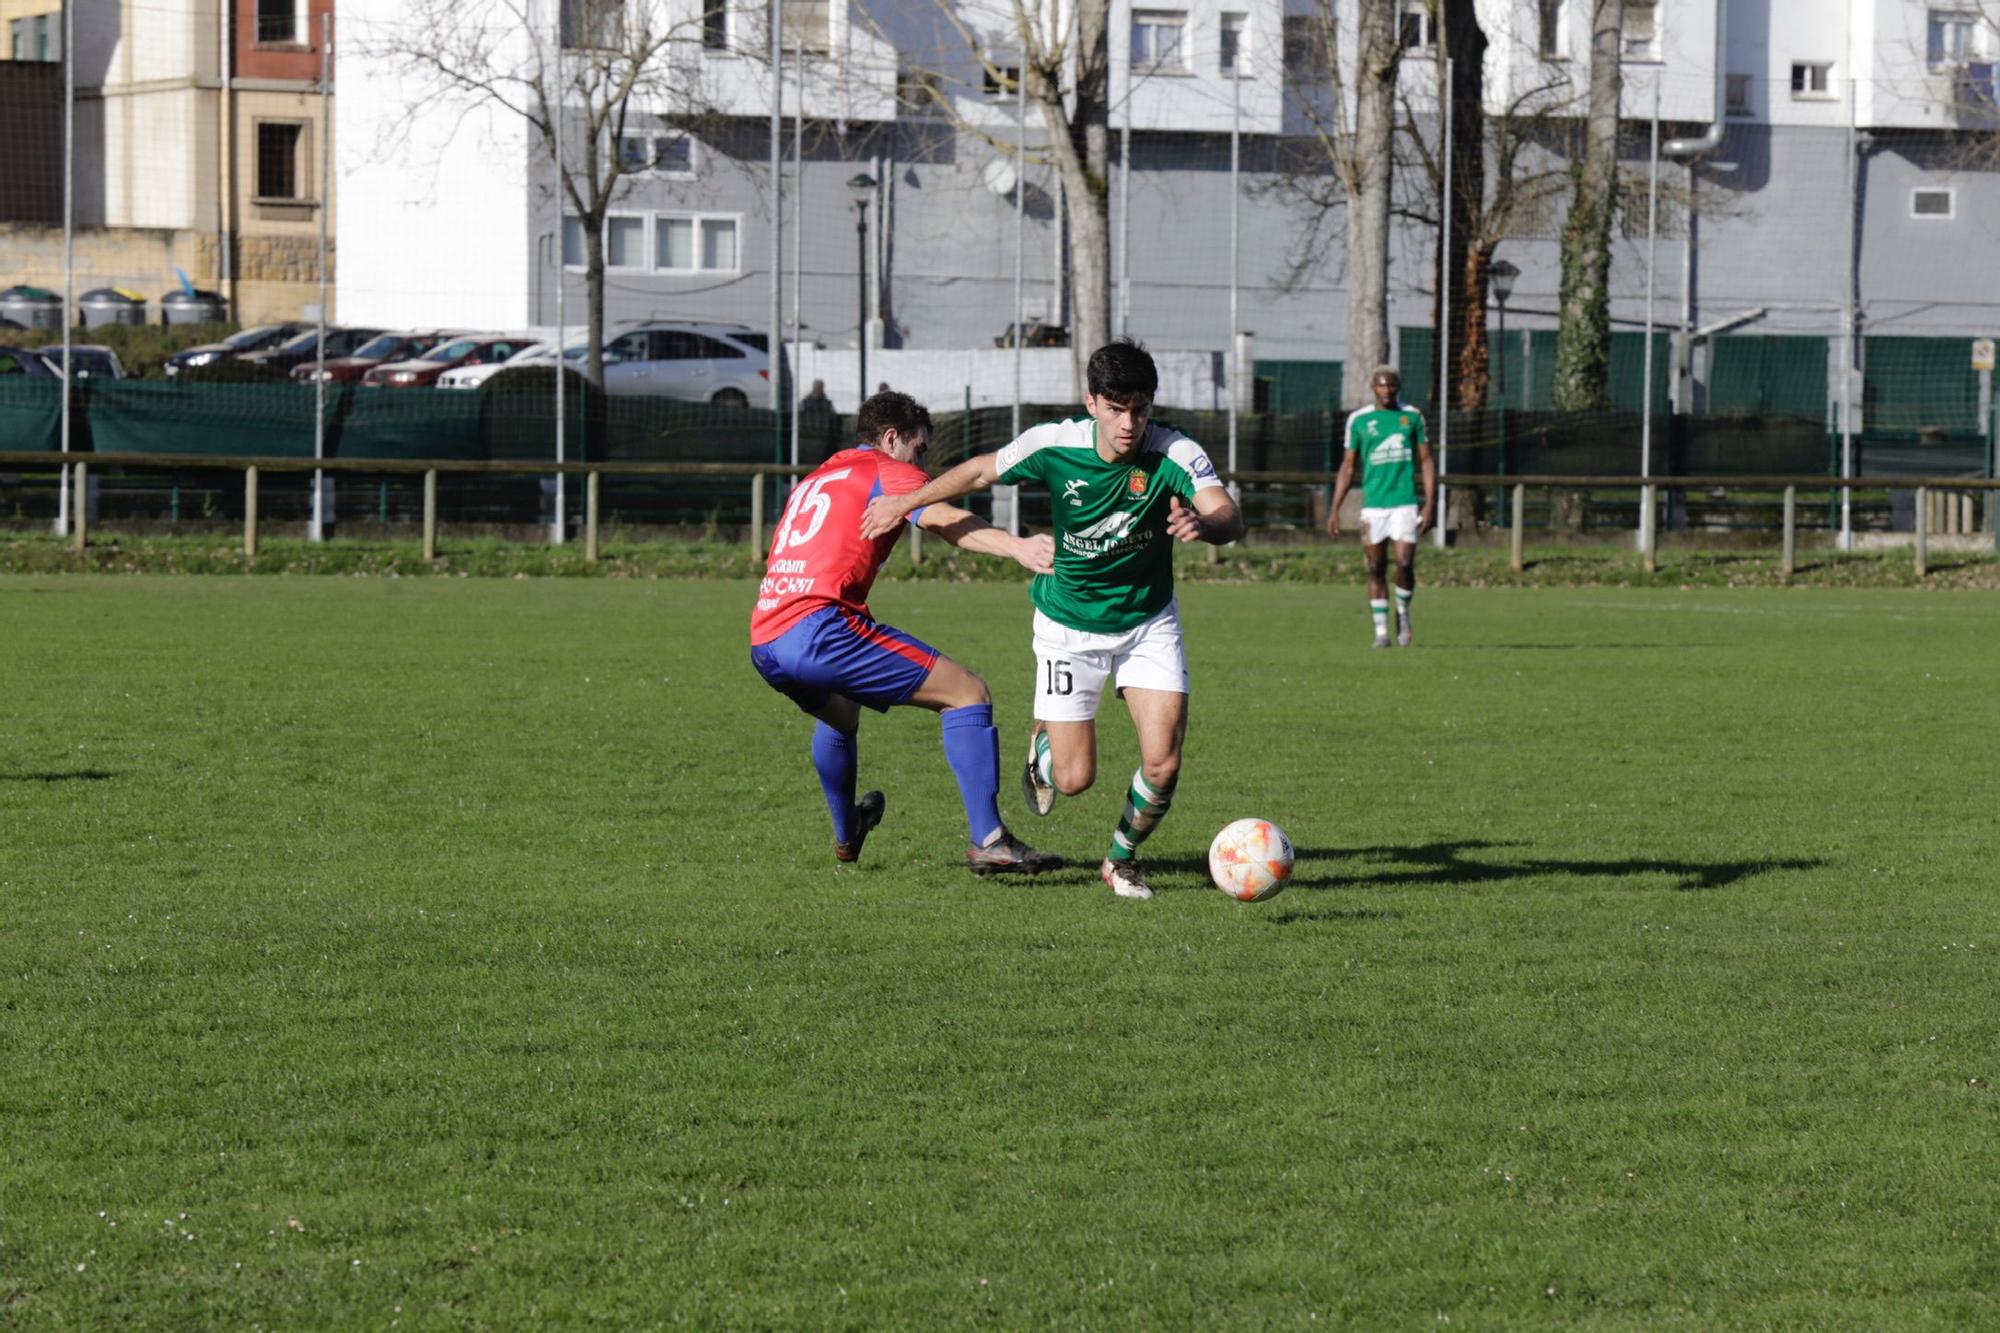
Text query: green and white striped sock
1394 586 1413 629
1107 769 1175 863
1370 600 1390 637
1033 729 1054 786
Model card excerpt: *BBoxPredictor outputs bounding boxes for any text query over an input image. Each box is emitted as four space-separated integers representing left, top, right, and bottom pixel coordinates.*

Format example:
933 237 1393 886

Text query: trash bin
79 287 146 329
0 285 63 330
160 288 227 326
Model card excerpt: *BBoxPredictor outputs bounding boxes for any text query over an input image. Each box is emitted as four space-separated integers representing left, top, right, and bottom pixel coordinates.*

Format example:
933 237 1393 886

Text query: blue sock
812 722 858 843
939 704 1003 847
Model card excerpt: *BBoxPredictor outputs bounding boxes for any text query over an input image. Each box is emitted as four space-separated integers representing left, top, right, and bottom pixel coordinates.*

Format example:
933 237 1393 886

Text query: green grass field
4 575 1997 1326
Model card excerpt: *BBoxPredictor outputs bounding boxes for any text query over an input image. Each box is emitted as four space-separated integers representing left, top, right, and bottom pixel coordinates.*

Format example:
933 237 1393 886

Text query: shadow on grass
1139 839 1819 895
1462 642 1713 651
0 769 117 782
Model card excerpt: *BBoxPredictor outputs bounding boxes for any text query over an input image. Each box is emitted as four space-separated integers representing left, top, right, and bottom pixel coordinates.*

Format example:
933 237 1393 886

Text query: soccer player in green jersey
860 340 1244 900
1330 367 1436 647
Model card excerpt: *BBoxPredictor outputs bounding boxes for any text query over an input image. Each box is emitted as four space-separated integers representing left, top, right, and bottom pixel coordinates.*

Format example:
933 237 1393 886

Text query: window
1911 187 1955 218
655 215 739 273
1537 0 1564 59
1132 11 1187 72
256 0 297 44
780 0 828 54
1399 0 1435 52
1282 14 1329 81
1220 12 1246 76
1725 73 1752 114
1790 62 1833 98
1928 9 1976 65
700 218 737 271
10 18 26 60
255 122 304 200
982 64 1020 97
617 133 694 177
33 12 54 60
562 216 586 266
702 0 728 50
606 216 644 268
1621 0 1659 61
561 0 623 51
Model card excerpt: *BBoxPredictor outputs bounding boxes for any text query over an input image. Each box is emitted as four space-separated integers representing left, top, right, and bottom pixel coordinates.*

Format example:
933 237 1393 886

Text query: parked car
362 336 535 388
436 340 586 390
598 321 773 405
291 330 460 384
163 322 312 377
245 326 385 374
33 344 124 378
0 347 56 376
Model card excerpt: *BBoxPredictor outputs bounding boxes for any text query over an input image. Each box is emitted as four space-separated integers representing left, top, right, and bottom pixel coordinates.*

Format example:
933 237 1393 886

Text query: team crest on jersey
1399 414 1411 429
1127 469 1148 497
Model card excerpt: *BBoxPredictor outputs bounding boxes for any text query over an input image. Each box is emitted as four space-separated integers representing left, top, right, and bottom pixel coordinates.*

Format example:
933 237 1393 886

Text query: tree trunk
1553 0 1623 413
1035 0 1110 392
582 217 606 389
1343 0 1401 411
1437 0 1488 411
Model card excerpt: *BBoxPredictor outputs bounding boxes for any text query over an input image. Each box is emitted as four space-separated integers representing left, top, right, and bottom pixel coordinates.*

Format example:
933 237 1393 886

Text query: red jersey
748 446 930 645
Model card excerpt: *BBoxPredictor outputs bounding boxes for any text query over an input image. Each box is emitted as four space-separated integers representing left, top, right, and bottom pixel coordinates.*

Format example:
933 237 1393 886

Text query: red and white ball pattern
1207 818 1295 902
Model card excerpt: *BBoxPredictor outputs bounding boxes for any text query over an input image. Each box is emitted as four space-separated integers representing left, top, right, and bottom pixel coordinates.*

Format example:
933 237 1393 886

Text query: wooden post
585 471 600 563
1780 485 1795 581
1641 483 1657 573
909 523 923 566
72 462 88 553
1915 484 1928 579
749 471 765 553
1510 484 1525 572
421 469 437 561
244 465 259 558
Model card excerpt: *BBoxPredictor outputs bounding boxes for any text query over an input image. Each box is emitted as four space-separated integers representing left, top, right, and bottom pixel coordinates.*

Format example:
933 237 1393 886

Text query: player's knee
1141 754 1180 791
1395 558 1416 580
957 671 993 708
1054 759 1096 796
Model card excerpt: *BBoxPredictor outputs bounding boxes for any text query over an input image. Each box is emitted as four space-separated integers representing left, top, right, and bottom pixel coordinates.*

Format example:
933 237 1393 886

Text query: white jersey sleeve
1148 426 1226 492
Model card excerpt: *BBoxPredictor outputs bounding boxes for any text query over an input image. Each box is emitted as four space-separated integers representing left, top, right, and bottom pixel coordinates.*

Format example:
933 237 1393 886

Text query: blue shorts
750 606 940 715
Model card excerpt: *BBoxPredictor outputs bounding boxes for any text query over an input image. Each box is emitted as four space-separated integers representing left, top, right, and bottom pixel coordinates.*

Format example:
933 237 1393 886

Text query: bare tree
1552 0 1623 412
363 0 705 384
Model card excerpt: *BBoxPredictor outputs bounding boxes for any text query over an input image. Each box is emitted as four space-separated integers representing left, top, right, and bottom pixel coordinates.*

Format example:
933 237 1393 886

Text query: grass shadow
0 769 117 783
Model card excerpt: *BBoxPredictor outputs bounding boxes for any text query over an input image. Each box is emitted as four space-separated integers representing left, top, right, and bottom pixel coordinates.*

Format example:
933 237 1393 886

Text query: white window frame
616 131 698 180
562 211 653 270
1620 0 1661 63
1132 10 1189 74
653 212 742 275
1398 0 1436 53
1927 8 1988 68
779 0 830 55
1219 12 1248 77
1537 0 1566 61
982 63 1021 99
1790 61 1834 99
1910 186 1956 219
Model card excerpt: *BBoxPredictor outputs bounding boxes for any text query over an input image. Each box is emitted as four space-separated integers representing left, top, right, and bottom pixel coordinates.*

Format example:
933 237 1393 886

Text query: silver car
598 322 773 405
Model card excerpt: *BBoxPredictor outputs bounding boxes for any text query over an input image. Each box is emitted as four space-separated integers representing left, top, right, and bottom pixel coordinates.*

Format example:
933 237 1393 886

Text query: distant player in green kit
1330 366 1436 648
860 340 1244 900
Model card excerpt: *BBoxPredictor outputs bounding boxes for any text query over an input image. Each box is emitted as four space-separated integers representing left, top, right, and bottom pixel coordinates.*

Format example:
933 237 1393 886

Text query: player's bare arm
1328 449 1358 538
859 453 1002 540
1166 489 1244 545
917 503 1055 574
1415 442 1438 534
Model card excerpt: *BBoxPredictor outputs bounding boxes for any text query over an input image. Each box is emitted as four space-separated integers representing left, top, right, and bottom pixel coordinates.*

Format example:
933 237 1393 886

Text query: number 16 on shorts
1042 658 1074 697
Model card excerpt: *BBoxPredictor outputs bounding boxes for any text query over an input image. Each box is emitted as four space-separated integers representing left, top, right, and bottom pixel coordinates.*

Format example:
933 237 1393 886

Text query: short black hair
1086 338 1158 403
855 390 932 445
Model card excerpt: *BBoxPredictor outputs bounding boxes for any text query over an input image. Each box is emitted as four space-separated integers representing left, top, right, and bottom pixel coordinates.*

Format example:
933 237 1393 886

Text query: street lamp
1485 258 1519 399
847 172 876 409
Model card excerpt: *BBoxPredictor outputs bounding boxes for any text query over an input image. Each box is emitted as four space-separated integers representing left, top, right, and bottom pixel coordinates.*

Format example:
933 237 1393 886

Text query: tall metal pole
1839 76 1857 551
1012 66 1024 442
1434 56 1452 551
1640 80 1660 562
552 6 566 545
768 0 782 459
1117 51 1131 339
312 13 332 543
1227 65 1239 485
854 201 868 408
57 0 73 536
788 34 802 469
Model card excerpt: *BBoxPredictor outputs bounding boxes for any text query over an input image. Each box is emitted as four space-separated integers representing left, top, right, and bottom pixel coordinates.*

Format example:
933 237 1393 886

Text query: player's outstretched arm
916 503 1054 574
1166 489 1246 545
1328 451 1358 537
859 453 1002 540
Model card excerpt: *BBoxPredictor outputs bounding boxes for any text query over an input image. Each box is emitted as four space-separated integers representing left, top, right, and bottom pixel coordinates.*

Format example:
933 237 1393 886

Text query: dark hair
1086 338 1158 402
855 389 932 445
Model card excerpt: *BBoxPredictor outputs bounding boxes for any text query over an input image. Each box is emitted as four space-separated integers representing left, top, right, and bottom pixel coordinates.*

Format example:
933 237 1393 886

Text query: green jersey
996 416 1224 633
1345 403 1428 507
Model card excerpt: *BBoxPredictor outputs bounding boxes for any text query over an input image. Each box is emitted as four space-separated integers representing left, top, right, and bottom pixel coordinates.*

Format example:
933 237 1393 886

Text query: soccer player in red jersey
750 390 1064 875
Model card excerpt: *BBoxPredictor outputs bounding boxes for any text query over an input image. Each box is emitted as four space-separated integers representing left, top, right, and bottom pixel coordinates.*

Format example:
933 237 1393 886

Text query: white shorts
1031 600 1189 723
1361 505 1420 546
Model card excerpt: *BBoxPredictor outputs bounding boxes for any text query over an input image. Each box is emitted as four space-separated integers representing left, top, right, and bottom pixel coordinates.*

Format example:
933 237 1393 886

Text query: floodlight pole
1640 81 1660 570
311 13 332 543
768 0 783 460
1838 77 1857 552
57 0 73 536
552 5 566 546
1227 60 1239 490
1434 56 1452 551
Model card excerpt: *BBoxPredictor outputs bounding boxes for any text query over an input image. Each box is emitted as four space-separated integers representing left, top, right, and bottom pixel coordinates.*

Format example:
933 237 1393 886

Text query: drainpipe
1661 0 1728 414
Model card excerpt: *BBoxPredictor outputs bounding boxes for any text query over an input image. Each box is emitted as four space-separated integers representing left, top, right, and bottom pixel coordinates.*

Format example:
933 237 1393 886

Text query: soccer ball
1207 818 1295 902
